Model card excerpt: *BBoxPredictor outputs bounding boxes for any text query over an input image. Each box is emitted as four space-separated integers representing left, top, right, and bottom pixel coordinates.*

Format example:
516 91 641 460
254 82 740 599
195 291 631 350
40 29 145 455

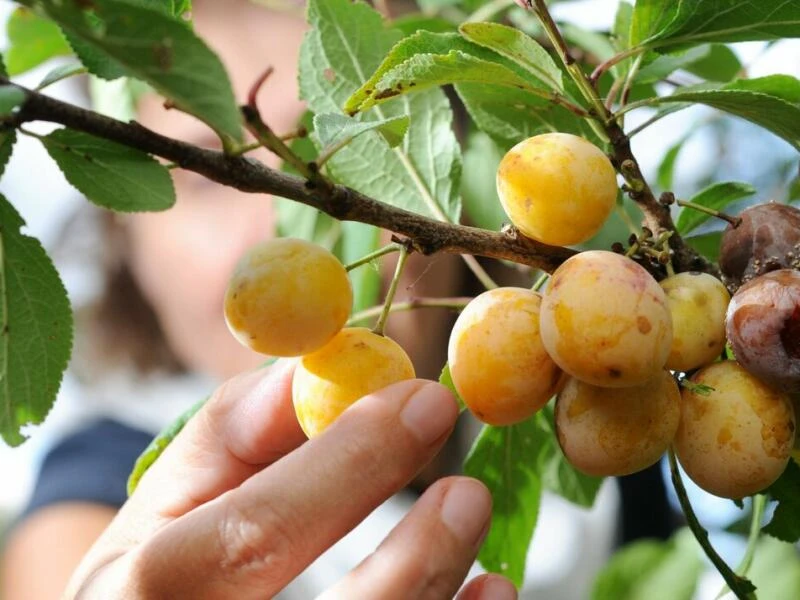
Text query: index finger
124 360 305 534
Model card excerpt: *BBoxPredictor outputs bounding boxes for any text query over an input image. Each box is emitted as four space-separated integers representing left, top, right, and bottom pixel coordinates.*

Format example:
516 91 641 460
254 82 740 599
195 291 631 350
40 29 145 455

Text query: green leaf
314 113 410 150
656 136 687 190
746 536 800 599
5 7 71 76
338 222 381 314
455 82 598 148
464 406 600 586
0 129 16 178
610 1 635 78
375 51 543 112
0 195 73 446
650 75 800 151
763 459 800 543
31 0 242 144
459 22 562 91
36 62 88 91
684 44 742 82
635 0 800 51
0 51 7 78
461 131 506 231
300 0 461 223
0 87 26 117
685 231 722 263
676 181 756 235
464 420 543 587
344 31 547 115
636 44 742 85
630 0 679 48
592 528 703 600
635 45 712 84
41 128 176 212
64 31 127 80
438 363 466 412
127 395 207 495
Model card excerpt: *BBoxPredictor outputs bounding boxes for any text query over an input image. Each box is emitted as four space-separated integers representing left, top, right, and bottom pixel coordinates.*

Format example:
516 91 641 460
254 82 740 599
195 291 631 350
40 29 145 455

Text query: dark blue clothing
23 419 152 518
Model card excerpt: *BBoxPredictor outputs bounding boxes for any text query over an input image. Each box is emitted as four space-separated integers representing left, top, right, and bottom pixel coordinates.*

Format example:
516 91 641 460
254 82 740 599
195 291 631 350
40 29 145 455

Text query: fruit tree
2 0 800 597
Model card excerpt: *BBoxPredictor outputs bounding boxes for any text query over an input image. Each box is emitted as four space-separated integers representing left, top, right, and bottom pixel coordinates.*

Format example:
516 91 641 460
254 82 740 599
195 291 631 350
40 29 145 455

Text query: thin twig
589 46 644 84
373 244 410 335
668 450 757 600
525 0 716 277
676 200 742 228
6 79 577 271
345 243 402 271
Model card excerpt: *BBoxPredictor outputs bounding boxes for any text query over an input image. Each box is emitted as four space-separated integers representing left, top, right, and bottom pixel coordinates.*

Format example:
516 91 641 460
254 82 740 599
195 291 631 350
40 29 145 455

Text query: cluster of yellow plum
223 133 797 502
224 237 414 438
448 132 796 500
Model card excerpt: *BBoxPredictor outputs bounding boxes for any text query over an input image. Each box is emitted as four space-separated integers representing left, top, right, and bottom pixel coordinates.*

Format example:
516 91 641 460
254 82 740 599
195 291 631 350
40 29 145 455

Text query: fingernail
478 576 517 600
440 479 491 547
400 383 457 444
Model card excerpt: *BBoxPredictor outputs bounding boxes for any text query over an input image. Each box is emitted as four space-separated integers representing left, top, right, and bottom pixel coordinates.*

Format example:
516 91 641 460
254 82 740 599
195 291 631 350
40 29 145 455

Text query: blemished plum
674 361 795 499
719 202 800 290
540 250 673 387
555 370 680 477
292 327 415 438
224 238 352 357
660 272 730 371
495 132 617 246
448 287 563 426
726 269 800 393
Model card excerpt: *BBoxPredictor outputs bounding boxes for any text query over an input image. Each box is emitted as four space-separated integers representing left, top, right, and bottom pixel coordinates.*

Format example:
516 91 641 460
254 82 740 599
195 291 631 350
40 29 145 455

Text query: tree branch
5 80 575 272
528 1 717 277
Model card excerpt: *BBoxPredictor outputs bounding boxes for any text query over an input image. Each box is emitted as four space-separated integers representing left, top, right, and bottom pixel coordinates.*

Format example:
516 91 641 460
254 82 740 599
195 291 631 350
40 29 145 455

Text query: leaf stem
531 272 549 291
345 242 402 272
668 449 757 600
590 46 644 83
241 105 313 179
348 296 472 325
676 200 742 228
230 127 307 158
35 66 88 91
619 52 645 113
626 105 688 138
530 0 609 141
372 244 410 336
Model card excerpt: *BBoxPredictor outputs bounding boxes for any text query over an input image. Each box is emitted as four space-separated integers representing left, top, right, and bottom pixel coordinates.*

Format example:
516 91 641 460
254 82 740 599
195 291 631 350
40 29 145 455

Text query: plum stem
713 494 767 599
345 243 403 272
532 272 549 292
347 296 472 326
668 449 758 600
372 244 410 336
676 200 742 228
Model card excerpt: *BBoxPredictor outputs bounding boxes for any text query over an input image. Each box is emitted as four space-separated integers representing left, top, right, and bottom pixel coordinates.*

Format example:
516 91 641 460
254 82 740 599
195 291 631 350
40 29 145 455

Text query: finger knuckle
216 496 305 589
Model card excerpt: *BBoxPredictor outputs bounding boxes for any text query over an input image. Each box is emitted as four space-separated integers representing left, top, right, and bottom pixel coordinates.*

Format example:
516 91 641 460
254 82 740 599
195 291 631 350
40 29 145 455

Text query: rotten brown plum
719 202 800 290
726 269 800 393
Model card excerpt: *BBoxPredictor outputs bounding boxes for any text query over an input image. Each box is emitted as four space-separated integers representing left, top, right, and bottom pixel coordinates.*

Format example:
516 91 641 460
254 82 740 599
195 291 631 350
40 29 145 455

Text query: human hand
65 360 516 599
